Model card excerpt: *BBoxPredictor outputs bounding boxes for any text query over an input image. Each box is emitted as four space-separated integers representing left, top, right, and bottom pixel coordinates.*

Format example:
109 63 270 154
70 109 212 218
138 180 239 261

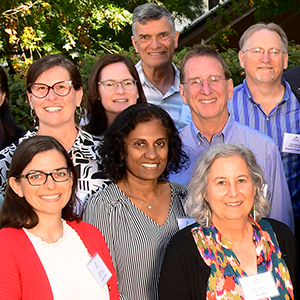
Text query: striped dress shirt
135 61 191 130
83 182 187 300
228 79 300 219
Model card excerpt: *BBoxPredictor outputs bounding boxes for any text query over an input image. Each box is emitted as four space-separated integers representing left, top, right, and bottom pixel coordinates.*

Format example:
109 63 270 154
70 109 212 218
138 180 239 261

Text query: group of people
0 2 298 300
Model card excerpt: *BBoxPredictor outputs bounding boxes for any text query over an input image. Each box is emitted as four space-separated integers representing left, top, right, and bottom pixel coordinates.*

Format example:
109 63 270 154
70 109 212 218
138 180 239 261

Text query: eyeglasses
98 79 137 91
182 75 226 89
18 167 71 186
243 47 285 58
28 80 73 98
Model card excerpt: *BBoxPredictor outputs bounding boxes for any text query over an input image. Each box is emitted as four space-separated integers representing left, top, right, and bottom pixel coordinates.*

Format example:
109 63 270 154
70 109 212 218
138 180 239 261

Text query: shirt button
266 117 269 121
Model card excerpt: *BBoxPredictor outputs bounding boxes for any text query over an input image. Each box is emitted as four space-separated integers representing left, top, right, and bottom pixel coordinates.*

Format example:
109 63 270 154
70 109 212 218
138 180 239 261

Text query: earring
253 204 256 222
206 209 209 228
30 108 37 127
75 106 85 122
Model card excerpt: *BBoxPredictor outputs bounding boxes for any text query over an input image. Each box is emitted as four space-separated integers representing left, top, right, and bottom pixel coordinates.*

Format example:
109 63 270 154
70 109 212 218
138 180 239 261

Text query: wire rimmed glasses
243 47 285 58
28 80 73 98
18 167 71 186
182 75 226 89
98 79 137 91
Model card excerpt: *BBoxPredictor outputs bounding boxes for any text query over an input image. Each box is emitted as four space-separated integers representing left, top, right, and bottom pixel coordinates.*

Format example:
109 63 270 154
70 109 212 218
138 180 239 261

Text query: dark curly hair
100 103 189 182
0 135 81 229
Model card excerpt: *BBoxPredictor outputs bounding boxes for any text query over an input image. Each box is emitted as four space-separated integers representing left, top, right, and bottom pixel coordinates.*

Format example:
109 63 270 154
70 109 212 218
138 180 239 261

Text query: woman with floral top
0 54 110 206
159 143 297 300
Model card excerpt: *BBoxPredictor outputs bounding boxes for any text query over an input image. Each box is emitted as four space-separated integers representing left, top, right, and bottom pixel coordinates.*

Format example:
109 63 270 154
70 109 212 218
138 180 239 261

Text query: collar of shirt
191 115 235 147
22 128 101 160
243 78 289 108
135 60 180 94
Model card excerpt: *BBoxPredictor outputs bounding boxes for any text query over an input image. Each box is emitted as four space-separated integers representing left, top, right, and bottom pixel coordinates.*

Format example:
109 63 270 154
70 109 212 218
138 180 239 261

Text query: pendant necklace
121 182 160 209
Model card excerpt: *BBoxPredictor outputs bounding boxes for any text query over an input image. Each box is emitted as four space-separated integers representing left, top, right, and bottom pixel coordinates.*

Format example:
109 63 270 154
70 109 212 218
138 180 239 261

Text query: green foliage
1 0 132 73
8 72 31 130
220 48 244 86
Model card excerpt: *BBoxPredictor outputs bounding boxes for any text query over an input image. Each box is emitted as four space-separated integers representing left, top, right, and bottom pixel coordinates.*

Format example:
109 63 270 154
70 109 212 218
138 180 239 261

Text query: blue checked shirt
169 115 294 231
228 79 300 219
136 61 191 129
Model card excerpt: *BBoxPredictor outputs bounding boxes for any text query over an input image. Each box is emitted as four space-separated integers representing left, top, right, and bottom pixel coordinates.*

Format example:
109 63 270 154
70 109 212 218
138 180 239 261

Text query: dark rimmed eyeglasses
98 79 137 91
18 167 71 186
28 80 73 98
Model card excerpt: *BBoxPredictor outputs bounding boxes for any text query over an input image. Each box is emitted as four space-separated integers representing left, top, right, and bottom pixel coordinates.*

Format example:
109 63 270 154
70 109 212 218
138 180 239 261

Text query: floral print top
191 218 294 300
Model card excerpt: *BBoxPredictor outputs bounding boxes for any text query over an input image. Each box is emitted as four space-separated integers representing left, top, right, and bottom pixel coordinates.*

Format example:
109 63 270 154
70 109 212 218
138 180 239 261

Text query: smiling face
205 155 256 227
98 62 139 122
9 149 73 219
239 29 288 85
124 119 168 182
27 66 83 129
131 16 179 70
180 55 233 128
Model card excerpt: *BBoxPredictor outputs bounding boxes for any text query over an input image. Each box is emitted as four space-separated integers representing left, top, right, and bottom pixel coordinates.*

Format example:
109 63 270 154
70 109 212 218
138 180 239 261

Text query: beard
256 73 275 83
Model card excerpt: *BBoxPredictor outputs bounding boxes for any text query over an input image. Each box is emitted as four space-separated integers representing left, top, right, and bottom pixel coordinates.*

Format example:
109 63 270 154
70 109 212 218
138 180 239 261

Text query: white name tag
177 217 196 230
88 253 112 288
282 132 300 154
239 272 279 300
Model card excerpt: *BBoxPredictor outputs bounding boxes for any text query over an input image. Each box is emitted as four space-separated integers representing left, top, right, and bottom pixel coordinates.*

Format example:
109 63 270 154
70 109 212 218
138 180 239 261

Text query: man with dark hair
169 44 294 231
131 3 191 129
228 23 300 237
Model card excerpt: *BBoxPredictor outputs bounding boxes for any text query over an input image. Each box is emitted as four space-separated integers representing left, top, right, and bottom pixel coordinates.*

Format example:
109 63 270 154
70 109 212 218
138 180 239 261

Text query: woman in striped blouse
84 103 189 300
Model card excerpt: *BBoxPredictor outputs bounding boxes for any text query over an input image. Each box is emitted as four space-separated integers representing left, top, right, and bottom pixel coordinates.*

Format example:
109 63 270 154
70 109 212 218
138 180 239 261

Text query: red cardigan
0 221 120 300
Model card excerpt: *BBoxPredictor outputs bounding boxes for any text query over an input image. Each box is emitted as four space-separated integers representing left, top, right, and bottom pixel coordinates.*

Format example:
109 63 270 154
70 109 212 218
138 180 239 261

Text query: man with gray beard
228 22 300 239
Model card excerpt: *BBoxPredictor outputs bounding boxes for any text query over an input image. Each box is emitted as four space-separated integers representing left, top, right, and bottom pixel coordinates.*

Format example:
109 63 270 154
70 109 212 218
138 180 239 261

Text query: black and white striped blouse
84 181 187 300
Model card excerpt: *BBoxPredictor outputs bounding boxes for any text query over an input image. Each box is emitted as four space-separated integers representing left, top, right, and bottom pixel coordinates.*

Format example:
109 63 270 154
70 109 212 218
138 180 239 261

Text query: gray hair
239 22 288 53
185 143 270 227
132 3 175 38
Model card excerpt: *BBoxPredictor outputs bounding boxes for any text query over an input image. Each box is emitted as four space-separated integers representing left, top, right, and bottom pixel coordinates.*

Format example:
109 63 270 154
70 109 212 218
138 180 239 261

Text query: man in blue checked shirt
169 44 294 232
228 23 299 239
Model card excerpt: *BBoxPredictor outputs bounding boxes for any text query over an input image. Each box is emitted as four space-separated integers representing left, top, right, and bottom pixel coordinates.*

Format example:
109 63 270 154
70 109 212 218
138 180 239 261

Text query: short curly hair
100 103 189 182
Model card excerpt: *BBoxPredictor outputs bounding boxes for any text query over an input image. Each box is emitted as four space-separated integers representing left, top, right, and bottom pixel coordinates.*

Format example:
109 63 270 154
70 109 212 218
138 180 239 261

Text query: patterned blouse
84 182 188 300
0 128 111 204
191 219 294 299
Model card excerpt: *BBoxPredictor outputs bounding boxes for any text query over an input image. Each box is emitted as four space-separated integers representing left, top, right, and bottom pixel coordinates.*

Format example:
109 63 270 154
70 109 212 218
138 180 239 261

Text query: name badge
177 217 196 230
88 253 112 288
239 272 279 300
282 132 300 154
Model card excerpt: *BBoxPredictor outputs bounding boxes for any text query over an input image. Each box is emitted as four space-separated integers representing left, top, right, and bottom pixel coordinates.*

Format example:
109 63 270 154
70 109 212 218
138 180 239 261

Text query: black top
283 66 300 102
158 218 298 300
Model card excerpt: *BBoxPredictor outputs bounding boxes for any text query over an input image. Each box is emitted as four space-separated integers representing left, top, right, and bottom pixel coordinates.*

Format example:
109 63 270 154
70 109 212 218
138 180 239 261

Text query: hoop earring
253 204 256 222
30 108 37 127
206 209 209 228
75 106 84 117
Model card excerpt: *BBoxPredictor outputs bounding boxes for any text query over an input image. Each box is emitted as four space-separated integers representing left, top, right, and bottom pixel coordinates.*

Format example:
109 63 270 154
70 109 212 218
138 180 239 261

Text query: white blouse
24 221 109 300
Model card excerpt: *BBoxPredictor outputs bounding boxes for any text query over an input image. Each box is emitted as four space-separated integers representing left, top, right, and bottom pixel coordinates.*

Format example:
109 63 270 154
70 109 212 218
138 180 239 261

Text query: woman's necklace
121 182 160 209
30 221 64 243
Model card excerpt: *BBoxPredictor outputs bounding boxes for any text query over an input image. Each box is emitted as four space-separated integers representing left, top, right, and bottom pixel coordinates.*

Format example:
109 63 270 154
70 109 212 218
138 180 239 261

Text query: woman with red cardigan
0 135 119 300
